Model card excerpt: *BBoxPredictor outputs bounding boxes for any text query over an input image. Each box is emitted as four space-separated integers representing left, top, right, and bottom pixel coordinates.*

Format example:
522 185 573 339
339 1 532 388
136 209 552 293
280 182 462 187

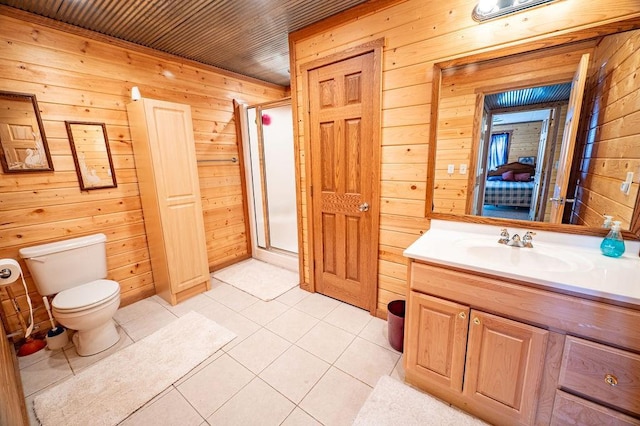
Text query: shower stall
238 99 299 272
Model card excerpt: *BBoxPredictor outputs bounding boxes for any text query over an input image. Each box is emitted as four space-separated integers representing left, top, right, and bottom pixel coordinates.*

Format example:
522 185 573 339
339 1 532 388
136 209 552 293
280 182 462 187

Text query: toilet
19 233 121 356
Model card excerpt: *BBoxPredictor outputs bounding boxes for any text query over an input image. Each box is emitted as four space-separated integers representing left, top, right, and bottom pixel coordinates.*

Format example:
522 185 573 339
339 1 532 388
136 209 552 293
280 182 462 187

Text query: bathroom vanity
403 221 640 425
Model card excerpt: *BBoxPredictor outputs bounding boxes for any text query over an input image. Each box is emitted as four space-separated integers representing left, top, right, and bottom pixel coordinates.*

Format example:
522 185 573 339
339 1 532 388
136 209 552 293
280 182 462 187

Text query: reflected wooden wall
0 9 286 336
571 29 640 228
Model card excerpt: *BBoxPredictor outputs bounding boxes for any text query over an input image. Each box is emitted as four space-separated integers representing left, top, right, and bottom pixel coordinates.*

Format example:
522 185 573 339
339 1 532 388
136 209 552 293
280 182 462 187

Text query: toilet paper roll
0 258 22 286
0 258 34 338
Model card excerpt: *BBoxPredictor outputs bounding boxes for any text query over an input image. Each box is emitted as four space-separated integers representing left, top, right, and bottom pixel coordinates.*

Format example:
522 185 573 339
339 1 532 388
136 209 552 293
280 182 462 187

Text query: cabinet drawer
559 336 640 416
551 390 640 426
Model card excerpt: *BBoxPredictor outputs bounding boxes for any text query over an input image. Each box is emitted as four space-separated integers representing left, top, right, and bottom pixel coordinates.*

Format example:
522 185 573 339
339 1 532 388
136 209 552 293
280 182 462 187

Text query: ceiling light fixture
472 0 558 22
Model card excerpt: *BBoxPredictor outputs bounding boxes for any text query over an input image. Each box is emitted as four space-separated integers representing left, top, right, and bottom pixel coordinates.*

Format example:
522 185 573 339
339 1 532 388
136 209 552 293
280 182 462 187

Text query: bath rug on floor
212 258 299 301
353 375 489 426
33 311 235 426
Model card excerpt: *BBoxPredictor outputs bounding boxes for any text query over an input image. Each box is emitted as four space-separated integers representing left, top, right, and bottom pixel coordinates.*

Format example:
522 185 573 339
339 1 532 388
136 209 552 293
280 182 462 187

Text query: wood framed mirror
428 24 640 240
0 91 53 173
65 121 117 190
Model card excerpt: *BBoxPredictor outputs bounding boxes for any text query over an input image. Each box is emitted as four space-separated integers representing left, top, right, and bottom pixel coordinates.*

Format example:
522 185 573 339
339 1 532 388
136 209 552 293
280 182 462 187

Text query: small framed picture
518 156 535 165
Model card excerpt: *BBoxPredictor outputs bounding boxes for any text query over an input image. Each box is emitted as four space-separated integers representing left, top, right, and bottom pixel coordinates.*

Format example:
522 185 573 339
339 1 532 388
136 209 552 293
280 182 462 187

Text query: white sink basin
454 240 593 273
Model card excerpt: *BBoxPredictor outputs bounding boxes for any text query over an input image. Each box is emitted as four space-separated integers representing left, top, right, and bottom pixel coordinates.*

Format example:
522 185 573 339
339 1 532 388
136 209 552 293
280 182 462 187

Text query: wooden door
530 116 550 221
464 310 548 425
307 50 380 311
406 292 469 391
474 106 491 215
549 53 590 223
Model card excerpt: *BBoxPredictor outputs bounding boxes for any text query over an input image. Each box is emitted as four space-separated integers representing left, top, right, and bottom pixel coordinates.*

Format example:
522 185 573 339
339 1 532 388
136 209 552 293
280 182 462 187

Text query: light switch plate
460 164 467 174
447 164 455 174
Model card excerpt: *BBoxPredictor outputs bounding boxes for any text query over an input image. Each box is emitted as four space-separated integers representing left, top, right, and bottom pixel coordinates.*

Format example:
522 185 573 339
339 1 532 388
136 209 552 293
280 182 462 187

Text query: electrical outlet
447 164 455 174
460 164 467 174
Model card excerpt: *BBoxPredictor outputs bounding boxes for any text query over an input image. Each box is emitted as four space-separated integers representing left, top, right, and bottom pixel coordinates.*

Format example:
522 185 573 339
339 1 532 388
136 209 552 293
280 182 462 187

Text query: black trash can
387 300 406 352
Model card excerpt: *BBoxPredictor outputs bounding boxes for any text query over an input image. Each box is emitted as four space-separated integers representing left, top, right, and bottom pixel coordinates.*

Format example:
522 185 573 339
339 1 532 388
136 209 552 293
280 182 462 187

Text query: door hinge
310 185 313 197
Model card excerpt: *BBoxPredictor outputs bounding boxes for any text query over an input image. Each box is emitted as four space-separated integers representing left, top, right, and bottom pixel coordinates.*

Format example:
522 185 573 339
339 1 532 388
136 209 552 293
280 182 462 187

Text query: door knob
358 202 369 212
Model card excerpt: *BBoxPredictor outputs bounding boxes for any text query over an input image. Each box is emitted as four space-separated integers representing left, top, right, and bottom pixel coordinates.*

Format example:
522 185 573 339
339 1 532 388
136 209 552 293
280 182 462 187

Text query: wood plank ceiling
0 0 369 86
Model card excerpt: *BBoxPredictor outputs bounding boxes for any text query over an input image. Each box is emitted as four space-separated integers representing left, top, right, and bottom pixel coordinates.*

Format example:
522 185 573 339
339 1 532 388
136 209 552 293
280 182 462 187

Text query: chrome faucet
498 228 510 245
522 231 536 248
507 234 524 247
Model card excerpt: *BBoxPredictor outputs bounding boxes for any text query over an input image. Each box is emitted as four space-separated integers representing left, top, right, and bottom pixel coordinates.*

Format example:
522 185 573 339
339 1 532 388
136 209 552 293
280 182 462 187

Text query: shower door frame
237 98 300 272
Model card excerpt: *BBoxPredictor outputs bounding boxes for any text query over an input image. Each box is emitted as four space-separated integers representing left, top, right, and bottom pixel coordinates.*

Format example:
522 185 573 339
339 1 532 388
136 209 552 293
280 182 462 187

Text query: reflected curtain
487 132 509 170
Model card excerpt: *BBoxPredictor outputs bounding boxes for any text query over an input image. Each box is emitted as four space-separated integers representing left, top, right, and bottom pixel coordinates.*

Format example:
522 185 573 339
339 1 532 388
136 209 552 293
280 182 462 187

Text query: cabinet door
142 99 210 294
464 310 548 424
406 291 469 391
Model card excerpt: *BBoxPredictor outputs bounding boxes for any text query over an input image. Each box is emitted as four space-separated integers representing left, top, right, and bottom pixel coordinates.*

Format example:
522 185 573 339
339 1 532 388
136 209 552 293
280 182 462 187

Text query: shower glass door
243 100 298 270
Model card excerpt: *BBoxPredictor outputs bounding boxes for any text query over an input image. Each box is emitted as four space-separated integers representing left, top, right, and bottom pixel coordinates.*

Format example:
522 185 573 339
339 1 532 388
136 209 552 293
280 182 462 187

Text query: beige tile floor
19 277 406 426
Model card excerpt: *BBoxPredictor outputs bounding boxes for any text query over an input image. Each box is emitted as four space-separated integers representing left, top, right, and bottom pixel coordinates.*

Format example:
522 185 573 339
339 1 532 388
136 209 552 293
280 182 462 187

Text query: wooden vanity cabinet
406 281 548 425
127 98 211 305
404 260 640 426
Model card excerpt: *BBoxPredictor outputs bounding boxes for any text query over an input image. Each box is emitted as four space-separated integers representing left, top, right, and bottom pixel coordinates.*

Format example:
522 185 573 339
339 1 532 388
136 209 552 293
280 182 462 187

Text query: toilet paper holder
0 268 12 280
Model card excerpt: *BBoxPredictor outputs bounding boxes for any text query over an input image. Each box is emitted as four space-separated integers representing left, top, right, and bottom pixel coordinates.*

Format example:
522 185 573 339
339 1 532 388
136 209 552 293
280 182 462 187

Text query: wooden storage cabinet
406 285 548 425
127 98 211 305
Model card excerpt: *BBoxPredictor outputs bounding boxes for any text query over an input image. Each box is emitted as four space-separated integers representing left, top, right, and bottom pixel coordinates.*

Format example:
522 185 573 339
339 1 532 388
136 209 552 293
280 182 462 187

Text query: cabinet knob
459 312 466 319
473 317 480 325
604 374 618 387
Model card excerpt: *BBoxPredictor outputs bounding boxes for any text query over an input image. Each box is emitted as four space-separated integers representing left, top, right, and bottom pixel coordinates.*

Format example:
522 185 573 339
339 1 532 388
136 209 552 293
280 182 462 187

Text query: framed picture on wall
518 156 535 165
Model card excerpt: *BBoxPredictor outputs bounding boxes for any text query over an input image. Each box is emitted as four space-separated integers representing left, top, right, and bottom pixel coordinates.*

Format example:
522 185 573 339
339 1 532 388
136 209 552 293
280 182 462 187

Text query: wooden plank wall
497 122 543 164
0 9 286 336
435 41 596 215
571 29 640 229
290 0 640 316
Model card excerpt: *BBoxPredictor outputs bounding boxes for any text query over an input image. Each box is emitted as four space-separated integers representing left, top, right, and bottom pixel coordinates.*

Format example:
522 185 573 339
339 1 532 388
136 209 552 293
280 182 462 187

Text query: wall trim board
232 99 254 262
288 0 408 44
0 5 286 93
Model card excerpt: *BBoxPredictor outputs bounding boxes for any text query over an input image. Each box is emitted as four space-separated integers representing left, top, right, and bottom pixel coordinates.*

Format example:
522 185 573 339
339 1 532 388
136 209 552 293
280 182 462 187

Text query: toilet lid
52 279 120 311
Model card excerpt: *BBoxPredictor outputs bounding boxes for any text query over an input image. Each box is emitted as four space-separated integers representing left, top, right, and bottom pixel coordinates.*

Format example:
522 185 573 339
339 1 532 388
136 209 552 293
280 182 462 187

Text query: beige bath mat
353 375 489 425
33 311 235 426
213 258 299 301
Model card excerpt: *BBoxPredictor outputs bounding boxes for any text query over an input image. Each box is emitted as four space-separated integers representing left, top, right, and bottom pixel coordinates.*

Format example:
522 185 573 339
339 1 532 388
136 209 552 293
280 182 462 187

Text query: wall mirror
0 91 53 173
429 25 640 239
65 121 117 190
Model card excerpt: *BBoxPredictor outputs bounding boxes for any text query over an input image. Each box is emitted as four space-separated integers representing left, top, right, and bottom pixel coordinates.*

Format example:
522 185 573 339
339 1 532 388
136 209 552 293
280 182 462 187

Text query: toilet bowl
52 279 121 356
19 234 122 356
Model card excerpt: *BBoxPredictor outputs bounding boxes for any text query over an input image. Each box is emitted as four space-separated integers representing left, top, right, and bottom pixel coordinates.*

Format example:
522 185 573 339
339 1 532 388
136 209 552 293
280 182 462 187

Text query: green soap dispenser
600 220 625 258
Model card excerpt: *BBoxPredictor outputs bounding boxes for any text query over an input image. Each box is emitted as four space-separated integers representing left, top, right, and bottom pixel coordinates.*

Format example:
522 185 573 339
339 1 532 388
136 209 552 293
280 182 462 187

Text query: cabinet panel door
464 310 548 424
142 99 210 295
406 291 469 391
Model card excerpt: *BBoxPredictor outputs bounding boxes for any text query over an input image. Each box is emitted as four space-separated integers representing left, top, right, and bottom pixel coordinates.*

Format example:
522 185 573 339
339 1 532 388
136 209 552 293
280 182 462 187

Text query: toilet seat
52 279 120 313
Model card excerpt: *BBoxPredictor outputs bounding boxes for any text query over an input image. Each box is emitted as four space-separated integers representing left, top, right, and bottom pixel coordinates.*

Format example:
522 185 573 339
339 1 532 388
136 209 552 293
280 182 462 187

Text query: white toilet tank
19 233 109 296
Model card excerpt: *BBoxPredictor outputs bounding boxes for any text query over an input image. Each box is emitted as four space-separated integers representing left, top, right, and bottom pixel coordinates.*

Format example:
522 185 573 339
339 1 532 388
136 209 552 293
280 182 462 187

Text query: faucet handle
498 228 510 244
523 231 536 248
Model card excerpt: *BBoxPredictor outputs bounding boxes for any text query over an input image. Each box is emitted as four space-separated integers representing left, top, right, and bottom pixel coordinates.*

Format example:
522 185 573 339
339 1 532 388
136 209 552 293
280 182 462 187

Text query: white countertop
404 220 640 306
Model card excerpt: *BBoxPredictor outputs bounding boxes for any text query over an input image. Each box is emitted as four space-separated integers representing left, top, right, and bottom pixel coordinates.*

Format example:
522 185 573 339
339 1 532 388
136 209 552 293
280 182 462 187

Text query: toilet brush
42 296 68 350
